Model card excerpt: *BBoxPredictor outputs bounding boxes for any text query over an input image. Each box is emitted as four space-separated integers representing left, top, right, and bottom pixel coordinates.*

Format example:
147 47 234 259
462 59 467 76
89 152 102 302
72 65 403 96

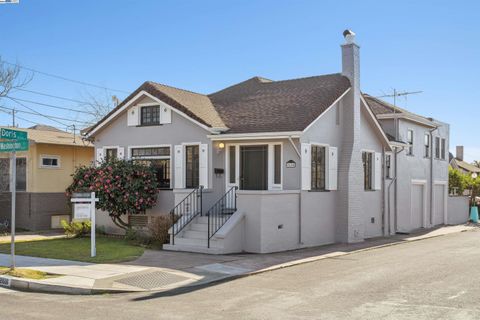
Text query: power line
0 108 38 126
14 88 91 104
1 60 129 94
6 96 97 116
1 102 94 126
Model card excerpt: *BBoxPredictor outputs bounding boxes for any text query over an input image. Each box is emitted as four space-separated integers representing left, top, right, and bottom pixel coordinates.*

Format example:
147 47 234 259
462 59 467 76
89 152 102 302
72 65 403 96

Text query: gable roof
209 74 351 133
0 126 93 147
450 157 480 174
85 74 351 137
363 94 437 127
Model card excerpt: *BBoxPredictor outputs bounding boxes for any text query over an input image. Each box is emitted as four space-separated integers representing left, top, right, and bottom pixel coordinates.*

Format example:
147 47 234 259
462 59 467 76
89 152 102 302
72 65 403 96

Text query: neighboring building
85 30 450 254
0 125 94 230
449 146 480 176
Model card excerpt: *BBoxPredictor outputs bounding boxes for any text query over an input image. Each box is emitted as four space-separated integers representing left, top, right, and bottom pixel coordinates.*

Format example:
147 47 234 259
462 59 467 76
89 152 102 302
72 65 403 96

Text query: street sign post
71 192 99 257
0 126 28 269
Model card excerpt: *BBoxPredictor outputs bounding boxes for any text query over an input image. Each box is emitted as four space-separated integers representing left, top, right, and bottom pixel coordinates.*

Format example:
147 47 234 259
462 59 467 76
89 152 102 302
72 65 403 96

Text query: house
450 146 480 176
0 125 94 230
85 30 450 254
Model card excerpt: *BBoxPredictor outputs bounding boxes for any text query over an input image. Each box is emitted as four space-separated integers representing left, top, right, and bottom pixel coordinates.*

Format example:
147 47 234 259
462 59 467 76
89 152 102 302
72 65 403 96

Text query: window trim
225 141 284 192
440 138 446 160
385 153 392 179
407 129 414 156
424 133 430 158
434 136 441 159
362 150 375 191
139 104 161 126
129 144 172 189
39 154 61 169
310 142 329 191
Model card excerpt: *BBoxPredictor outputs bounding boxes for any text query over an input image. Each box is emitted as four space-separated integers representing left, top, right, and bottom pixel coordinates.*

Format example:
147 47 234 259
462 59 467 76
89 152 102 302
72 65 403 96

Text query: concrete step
195 216 208 224
183 230 208 240
163 243 226 254
172 236 222 248
190 223 208 232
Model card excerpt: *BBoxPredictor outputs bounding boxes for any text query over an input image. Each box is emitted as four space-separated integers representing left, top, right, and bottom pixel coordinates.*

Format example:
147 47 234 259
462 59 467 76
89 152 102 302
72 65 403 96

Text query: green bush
61 220 91 238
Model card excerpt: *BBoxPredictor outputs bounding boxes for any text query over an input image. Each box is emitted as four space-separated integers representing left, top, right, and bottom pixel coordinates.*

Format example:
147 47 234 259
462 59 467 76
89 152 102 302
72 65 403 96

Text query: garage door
433 184 446 226
411 183 425 229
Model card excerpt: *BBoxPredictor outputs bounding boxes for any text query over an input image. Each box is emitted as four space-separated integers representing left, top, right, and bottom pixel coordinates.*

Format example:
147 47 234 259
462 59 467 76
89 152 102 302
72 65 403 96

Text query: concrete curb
1 226 475 295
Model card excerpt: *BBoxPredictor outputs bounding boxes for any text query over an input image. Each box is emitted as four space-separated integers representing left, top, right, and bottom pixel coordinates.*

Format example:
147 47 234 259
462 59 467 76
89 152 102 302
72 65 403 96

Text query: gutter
208 131 302 141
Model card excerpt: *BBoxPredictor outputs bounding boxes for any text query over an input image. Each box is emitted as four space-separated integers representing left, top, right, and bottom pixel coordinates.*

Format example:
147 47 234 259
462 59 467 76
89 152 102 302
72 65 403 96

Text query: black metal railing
170 186 203 245
207 187 237 248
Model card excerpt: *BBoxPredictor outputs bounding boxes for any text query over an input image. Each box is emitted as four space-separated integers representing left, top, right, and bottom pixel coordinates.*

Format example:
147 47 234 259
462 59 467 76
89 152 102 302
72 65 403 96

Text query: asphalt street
1 229 479 320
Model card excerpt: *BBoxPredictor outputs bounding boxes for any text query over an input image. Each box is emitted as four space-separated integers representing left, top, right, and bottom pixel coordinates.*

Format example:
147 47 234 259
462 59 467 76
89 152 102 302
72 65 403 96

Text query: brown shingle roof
209 74 351 133
86 74 351 135
0 126 93 147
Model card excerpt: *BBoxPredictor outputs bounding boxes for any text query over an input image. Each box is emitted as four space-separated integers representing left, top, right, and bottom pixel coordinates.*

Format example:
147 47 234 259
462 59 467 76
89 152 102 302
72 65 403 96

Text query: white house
84 30 450 254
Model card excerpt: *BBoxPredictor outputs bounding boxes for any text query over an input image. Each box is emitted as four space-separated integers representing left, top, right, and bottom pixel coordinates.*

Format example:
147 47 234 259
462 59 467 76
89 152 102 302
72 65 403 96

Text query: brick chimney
456 146 464 161
337 30 364 243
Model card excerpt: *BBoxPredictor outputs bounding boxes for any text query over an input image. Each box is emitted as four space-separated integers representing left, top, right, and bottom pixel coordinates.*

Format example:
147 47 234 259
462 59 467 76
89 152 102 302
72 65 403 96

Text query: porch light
218 142 225 149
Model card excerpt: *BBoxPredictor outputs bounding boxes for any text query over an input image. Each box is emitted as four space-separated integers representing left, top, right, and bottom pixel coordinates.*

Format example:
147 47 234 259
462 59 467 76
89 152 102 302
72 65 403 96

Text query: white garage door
411 183 425 229
433 184 446 226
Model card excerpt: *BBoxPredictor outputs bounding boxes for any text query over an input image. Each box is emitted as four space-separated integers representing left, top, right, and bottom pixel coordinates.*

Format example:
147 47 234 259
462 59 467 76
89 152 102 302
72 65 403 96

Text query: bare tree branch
80 89 119 123
0 58 33 102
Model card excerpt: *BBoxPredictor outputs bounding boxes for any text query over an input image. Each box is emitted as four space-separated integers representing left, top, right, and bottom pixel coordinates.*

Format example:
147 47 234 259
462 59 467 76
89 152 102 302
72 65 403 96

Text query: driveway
1 228 479 319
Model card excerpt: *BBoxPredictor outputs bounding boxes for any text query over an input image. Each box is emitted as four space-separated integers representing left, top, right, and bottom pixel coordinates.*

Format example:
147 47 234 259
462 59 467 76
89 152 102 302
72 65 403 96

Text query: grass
0 266 55 280
0 237 145 263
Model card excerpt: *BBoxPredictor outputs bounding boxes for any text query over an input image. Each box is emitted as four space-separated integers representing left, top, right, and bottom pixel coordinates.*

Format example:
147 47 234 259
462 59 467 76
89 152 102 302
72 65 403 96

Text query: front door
240 145 268 190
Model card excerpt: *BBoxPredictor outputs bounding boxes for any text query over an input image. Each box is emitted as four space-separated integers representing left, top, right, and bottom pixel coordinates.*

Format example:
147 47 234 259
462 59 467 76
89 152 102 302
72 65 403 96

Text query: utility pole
10 108 16 269
377 89 423 140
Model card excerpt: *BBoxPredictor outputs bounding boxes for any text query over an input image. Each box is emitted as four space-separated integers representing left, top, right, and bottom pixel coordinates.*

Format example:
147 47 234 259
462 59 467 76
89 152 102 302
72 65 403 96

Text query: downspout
382 147 386 236
393 146 404 233
289 136 303 245
429 126 439 226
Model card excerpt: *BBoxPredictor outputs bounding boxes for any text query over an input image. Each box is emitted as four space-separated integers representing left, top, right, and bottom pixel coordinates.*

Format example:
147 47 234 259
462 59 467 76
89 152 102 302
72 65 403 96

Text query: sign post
71 192 99 257
0 127 28 269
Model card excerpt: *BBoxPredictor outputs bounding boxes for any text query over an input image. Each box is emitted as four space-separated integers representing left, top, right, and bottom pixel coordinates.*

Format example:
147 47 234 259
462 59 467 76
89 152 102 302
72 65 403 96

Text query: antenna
376 89 423 140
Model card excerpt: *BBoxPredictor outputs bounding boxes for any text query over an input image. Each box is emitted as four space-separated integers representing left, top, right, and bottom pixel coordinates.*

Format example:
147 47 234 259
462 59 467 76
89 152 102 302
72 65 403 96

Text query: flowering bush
66 159 159 231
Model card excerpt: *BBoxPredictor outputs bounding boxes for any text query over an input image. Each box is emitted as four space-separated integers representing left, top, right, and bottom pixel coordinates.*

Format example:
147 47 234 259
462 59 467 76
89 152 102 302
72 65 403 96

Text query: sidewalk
0 224 477 295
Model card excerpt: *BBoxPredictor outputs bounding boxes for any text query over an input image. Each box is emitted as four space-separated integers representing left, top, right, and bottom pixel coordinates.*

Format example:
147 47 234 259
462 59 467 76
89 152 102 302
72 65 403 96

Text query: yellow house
0 125 94 230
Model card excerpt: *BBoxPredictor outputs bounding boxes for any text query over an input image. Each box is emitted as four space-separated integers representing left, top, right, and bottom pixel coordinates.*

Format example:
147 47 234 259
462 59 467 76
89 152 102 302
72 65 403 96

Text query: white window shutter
160 106 172 124
96 148 104 166
373 152 382 190
117 147 125 160
301 143 311 191
174 145 184 189
127 106 139 126
199 144 209 188
326 146 338 190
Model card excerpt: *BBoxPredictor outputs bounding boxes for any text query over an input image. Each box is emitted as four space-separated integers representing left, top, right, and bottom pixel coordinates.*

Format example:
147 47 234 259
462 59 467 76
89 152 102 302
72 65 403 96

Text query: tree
81 90 119 123
0 58 32 105
449 168 467 196
66 159 160 231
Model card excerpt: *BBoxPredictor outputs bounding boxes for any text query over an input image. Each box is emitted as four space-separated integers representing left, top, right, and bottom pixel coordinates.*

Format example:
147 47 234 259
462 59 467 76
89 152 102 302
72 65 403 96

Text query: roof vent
343 29 356 44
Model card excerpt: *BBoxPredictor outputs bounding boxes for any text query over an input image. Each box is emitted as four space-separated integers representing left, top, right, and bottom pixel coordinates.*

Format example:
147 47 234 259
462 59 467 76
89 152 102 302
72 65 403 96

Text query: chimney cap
343 29 356 44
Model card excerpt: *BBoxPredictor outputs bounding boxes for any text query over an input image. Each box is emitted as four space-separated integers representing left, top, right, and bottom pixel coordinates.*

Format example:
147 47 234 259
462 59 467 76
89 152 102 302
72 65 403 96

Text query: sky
0 0 479 161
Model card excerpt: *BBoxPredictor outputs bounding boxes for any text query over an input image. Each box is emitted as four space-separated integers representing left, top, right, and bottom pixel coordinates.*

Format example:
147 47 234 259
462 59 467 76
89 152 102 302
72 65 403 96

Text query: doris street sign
0 140 29 152
0 128 28 141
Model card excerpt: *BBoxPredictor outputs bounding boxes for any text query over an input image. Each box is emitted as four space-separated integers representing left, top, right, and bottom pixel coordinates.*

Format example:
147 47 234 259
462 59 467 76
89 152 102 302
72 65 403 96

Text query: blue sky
0 0 479 160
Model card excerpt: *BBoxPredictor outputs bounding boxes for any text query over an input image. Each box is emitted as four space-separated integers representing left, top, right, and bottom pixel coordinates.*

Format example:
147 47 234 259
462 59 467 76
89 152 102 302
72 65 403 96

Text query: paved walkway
0 230 65 243
0 224 476 294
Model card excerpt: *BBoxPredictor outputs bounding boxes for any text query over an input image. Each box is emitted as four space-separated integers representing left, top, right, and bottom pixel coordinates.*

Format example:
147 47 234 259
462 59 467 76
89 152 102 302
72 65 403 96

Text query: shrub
66 159 160 232
147 215 173 247
61 220 91 238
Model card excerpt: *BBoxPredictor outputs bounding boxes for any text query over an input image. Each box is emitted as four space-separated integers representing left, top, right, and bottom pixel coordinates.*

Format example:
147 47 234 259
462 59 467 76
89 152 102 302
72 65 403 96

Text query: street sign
0 140 29 152
0 128 27 141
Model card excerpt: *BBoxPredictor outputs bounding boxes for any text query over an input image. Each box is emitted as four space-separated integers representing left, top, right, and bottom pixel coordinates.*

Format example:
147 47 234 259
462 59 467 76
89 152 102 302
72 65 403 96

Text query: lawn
0 266 55 280
0 237 145 263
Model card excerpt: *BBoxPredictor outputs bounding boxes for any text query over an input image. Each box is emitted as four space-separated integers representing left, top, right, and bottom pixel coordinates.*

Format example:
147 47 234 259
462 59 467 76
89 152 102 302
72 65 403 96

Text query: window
441 138 446 160
274 144 281 185
185 145 199 189
0 158 26 191
229 146 236 184
40 155 60 168
385 154 392 179
140 105 160 126
363 152 373 190
311 145 326 190
131 146 171 189
105 148 118 162
0 158 9 192
435 137 440 159
424 133 430 158
407 130 414 155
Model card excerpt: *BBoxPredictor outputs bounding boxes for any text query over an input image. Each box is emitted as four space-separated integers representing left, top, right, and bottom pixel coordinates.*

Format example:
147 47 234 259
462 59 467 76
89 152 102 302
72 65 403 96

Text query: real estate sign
0 140 29 152
74 203 91 220
0 128 27 141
